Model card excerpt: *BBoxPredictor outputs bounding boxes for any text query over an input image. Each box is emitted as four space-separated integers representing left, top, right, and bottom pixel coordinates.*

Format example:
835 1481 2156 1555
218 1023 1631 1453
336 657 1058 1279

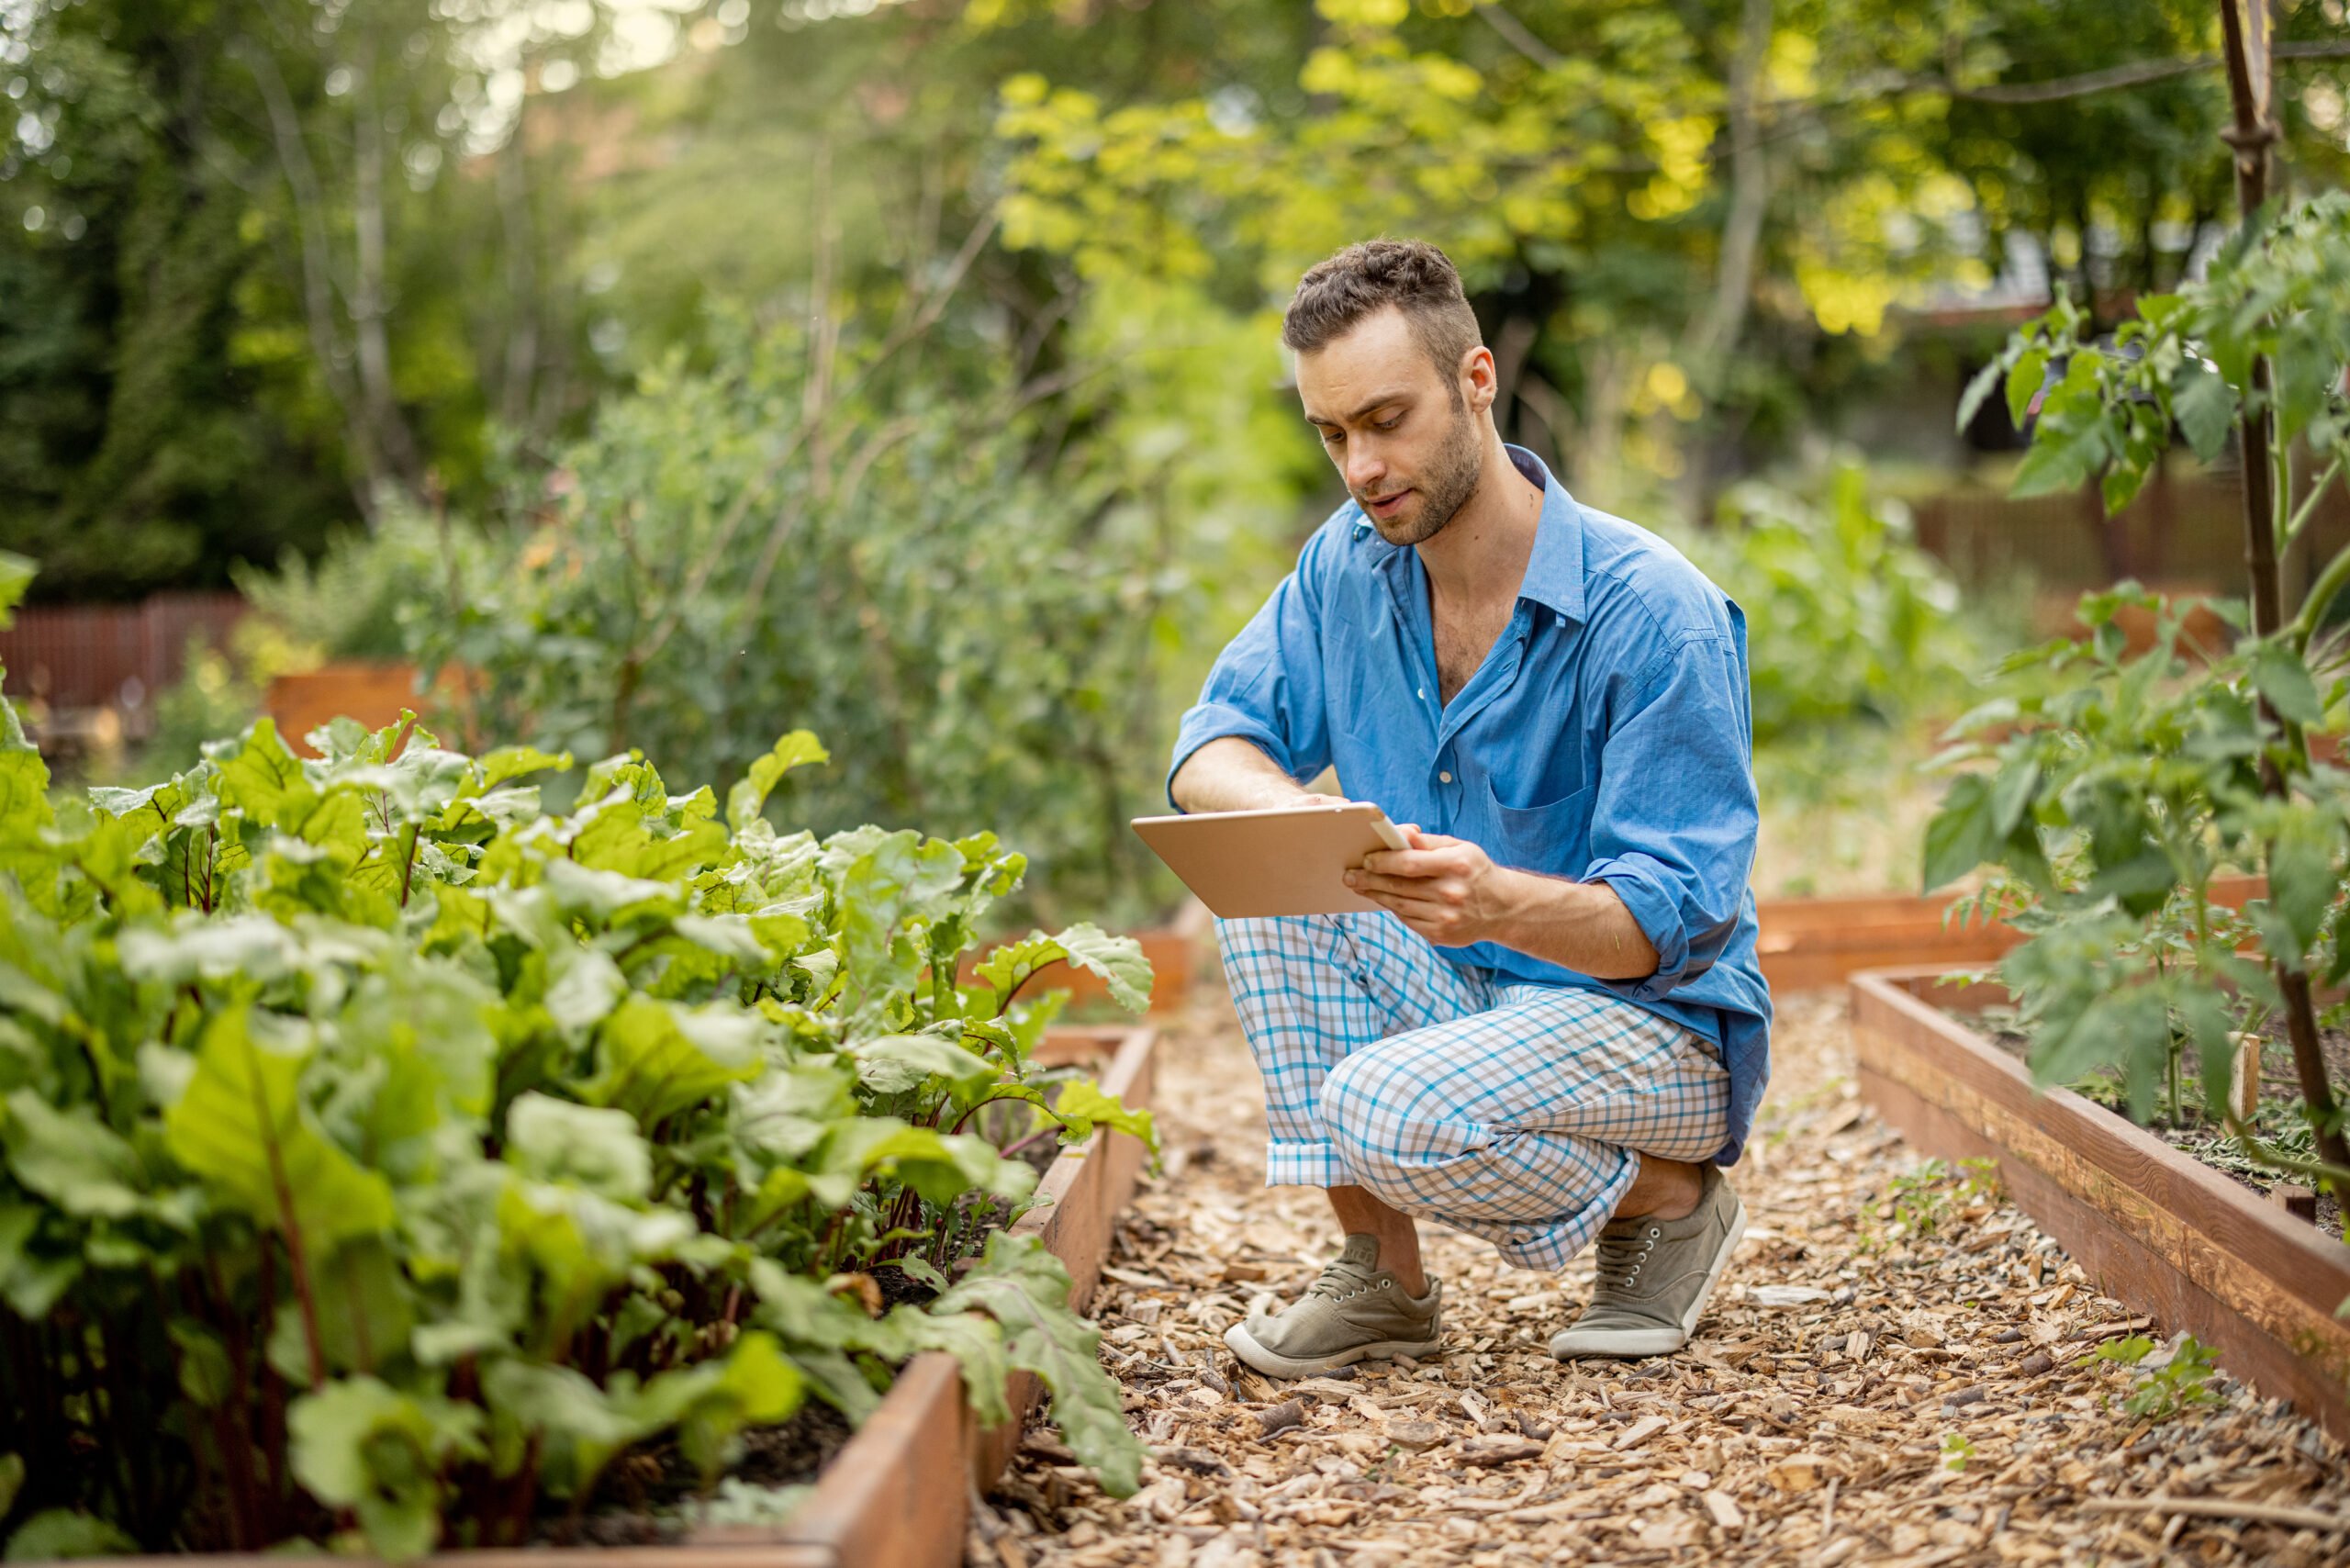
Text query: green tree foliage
1677 464 1976 745
0 562 1154 1552
14 0 2350 596
0 0 598 597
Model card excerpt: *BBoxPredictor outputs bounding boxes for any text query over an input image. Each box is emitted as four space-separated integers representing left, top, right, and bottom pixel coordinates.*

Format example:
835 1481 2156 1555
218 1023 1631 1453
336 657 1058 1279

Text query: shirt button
1438 771 1453 784
1416 688 1426 700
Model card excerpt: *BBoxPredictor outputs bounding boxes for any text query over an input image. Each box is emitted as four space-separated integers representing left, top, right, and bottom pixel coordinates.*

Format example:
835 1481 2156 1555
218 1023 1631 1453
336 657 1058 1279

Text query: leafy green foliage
1929 194 2350 1187
0 687 1154 1554
1861 1156 2003 1252
2079 1334 2226 1422
1673 464 1979 746
411 309 1252 930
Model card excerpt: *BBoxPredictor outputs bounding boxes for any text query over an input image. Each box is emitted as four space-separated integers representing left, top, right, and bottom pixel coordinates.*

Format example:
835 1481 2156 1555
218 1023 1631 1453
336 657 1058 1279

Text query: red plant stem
341 1247 376 1374
255 1244 292 1528
198 1255 266 1541
245 1038 329 1390
1000 1124 1065 1161
397 823 421 908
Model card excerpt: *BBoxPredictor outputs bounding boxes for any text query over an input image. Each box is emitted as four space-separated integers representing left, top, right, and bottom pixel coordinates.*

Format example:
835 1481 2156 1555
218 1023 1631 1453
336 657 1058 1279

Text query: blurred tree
0 0 603 599
990 0 2350 510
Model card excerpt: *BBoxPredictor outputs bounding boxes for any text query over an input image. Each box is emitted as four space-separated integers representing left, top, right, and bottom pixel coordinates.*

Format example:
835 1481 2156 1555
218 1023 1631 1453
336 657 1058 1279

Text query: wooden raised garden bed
1756 875 2263 992
43 1024 1158 1568
1850 969 2350 1442
265 662 476 756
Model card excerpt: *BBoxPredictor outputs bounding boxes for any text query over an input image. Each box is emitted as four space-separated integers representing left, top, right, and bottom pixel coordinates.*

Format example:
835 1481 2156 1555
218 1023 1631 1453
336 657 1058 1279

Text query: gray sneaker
1550 1163 1746 1360
1222 1235 1444 1378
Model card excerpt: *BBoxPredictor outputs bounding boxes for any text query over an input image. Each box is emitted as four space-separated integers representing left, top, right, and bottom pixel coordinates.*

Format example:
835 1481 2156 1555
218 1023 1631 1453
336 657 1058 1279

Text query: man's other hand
1345 825 1518 947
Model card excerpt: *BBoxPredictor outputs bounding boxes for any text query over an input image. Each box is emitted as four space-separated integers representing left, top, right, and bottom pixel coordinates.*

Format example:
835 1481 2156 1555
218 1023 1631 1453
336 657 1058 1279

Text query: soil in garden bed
1962 1007 2349 1241
551 1401 858 1545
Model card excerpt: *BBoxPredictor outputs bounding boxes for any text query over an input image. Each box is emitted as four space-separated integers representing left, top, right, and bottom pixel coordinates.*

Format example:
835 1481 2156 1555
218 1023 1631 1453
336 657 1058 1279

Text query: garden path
975 987 2350 1567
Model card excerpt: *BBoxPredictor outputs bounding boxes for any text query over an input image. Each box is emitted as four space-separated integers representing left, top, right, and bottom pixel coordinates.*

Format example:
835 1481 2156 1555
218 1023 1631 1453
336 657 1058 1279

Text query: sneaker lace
1303 1258 1385 1304
1592 1223 1661 1293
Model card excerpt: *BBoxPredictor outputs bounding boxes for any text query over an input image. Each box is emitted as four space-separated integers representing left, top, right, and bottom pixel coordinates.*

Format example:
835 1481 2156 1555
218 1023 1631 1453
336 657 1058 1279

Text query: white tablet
1130 801 1411 918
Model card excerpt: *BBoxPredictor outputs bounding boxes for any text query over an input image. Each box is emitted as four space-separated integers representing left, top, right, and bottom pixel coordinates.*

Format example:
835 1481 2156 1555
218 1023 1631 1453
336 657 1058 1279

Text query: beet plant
0 555 1153 1557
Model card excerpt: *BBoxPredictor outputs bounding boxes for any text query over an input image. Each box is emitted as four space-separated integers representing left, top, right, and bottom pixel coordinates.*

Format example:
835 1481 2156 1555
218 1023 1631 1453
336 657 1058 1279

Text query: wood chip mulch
972 988 2350 1568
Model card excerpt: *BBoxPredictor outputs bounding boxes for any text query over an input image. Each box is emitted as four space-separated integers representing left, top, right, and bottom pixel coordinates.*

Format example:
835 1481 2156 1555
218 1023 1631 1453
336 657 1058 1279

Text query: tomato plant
0 554 1153 1557
1926 191 2350 1193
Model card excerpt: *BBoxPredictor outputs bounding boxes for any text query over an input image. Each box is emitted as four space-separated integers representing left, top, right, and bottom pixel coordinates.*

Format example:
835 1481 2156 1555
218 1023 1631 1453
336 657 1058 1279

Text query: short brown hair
1281 239 1483 391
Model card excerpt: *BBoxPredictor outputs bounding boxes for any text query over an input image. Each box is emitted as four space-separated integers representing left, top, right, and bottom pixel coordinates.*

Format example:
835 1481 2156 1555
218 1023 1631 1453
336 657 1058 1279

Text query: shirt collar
1350 442 1588 626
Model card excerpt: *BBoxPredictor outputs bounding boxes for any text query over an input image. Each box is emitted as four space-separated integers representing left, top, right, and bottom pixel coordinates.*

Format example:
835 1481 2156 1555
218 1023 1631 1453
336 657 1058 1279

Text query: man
1168 239 1771 1378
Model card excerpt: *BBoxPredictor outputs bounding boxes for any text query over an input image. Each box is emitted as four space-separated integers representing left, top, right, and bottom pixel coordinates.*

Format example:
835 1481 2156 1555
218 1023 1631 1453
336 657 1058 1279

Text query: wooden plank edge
1851 972 2350 1311
1850 970 2350 1442
1753 879 2265 991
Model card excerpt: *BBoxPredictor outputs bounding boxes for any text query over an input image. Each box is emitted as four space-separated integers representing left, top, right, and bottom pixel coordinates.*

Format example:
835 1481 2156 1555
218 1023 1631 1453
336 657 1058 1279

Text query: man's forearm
1488 868 1659 981
1169 736 1318 814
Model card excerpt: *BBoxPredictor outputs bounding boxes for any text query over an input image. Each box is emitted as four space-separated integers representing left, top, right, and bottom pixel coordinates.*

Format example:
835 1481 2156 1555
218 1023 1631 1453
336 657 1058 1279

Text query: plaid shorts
1218 912 1731 1271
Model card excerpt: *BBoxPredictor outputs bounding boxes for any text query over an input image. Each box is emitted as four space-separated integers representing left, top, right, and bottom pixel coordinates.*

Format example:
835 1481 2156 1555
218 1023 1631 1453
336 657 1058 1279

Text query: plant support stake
2217 0 2350 1187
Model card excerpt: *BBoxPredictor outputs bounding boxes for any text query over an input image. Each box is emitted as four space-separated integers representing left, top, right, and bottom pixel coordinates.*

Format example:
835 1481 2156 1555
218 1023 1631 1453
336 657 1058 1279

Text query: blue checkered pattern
1219 911 1731 1271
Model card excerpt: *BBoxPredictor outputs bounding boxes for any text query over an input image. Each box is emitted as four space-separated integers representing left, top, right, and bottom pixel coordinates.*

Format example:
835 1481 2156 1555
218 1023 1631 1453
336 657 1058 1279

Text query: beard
1354 396 1484 547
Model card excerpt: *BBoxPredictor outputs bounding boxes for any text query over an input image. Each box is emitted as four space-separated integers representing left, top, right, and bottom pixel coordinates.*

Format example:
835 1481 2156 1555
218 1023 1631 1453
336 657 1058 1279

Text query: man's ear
1459 344 1498 416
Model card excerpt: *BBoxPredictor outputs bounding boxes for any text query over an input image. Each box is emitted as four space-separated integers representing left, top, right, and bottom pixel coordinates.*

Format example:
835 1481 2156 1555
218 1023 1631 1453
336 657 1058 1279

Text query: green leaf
2003 347 2047 429
2173 363 2236 461
2266 811 2341 958
2010 420 2109 499
585 998 764 1126
880 1256 949 1293
1921 773 1995 891
169 1321 236 1408
289 1376 483 1562
896 1306 1013 1427
848 1033 1000 1095
2250 642 2325 727
1045 924 1153 1014
162 1003 395 1249
505 1092 653 1202
0 552 32 630
208 718 307 824
727 731 831 832
642 1329 805 1477
935 1232 1143 1495
1955 356 2003 434
480 1360 652 1497
1 1092 147 1219
476 746 573 790
4 1510 138 1562
1046 1079 1158 1151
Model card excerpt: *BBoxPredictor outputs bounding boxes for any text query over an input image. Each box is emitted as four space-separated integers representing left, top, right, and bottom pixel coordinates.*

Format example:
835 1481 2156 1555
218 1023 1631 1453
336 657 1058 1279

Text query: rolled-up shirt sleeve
1166 527 1337 810
1581 627 1757 1001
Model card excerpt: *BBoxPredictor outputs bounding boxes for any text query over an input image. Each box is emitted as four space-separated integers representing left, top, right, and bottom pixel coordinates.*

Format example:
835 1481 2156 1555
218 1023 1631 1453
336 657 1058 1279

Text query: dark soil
548 1401 859 1546
1963 1007 2348 1240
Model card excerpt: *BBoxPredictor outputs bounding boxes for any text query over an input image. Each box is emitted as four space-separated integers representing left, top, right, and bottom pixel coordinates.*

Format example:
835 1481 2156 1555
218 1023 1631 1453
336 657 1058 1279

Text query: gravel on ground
971 986 2350 1568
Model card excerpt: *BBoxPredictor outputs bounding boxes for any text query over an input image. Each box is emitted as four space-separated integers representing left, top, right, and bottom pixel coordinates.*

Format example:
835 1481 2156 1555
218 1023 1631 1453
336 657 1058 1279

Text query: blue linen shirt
1169 445 1773 1166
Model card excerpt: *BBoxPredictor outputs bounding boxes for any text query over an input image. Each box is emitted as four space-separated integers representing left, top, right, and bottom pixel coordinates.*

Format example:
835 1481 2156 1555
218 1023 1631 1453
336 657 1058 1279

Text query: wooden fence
0 594 247 712
1914 463 2350 596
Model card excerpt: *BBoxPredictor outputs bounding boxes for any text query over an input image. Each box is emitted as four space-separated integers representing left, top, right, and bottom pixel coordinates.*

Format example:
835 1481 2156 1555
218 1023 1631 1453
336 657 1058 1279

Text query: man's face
1295 306 1484 547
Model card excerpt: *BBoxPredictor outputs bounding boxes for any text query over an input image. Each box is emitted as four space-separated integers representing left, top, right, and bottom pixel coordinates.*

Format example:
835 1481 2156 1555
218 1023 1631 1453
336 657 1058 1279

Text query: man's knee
1321 1047 1438 1201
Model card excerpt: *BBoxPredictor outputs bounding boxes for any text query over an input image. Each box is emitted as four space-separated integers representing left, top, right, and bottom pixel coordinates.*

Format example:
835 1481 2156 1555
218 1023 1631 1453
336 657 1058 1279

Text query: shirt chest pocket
1483 778 1599 877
